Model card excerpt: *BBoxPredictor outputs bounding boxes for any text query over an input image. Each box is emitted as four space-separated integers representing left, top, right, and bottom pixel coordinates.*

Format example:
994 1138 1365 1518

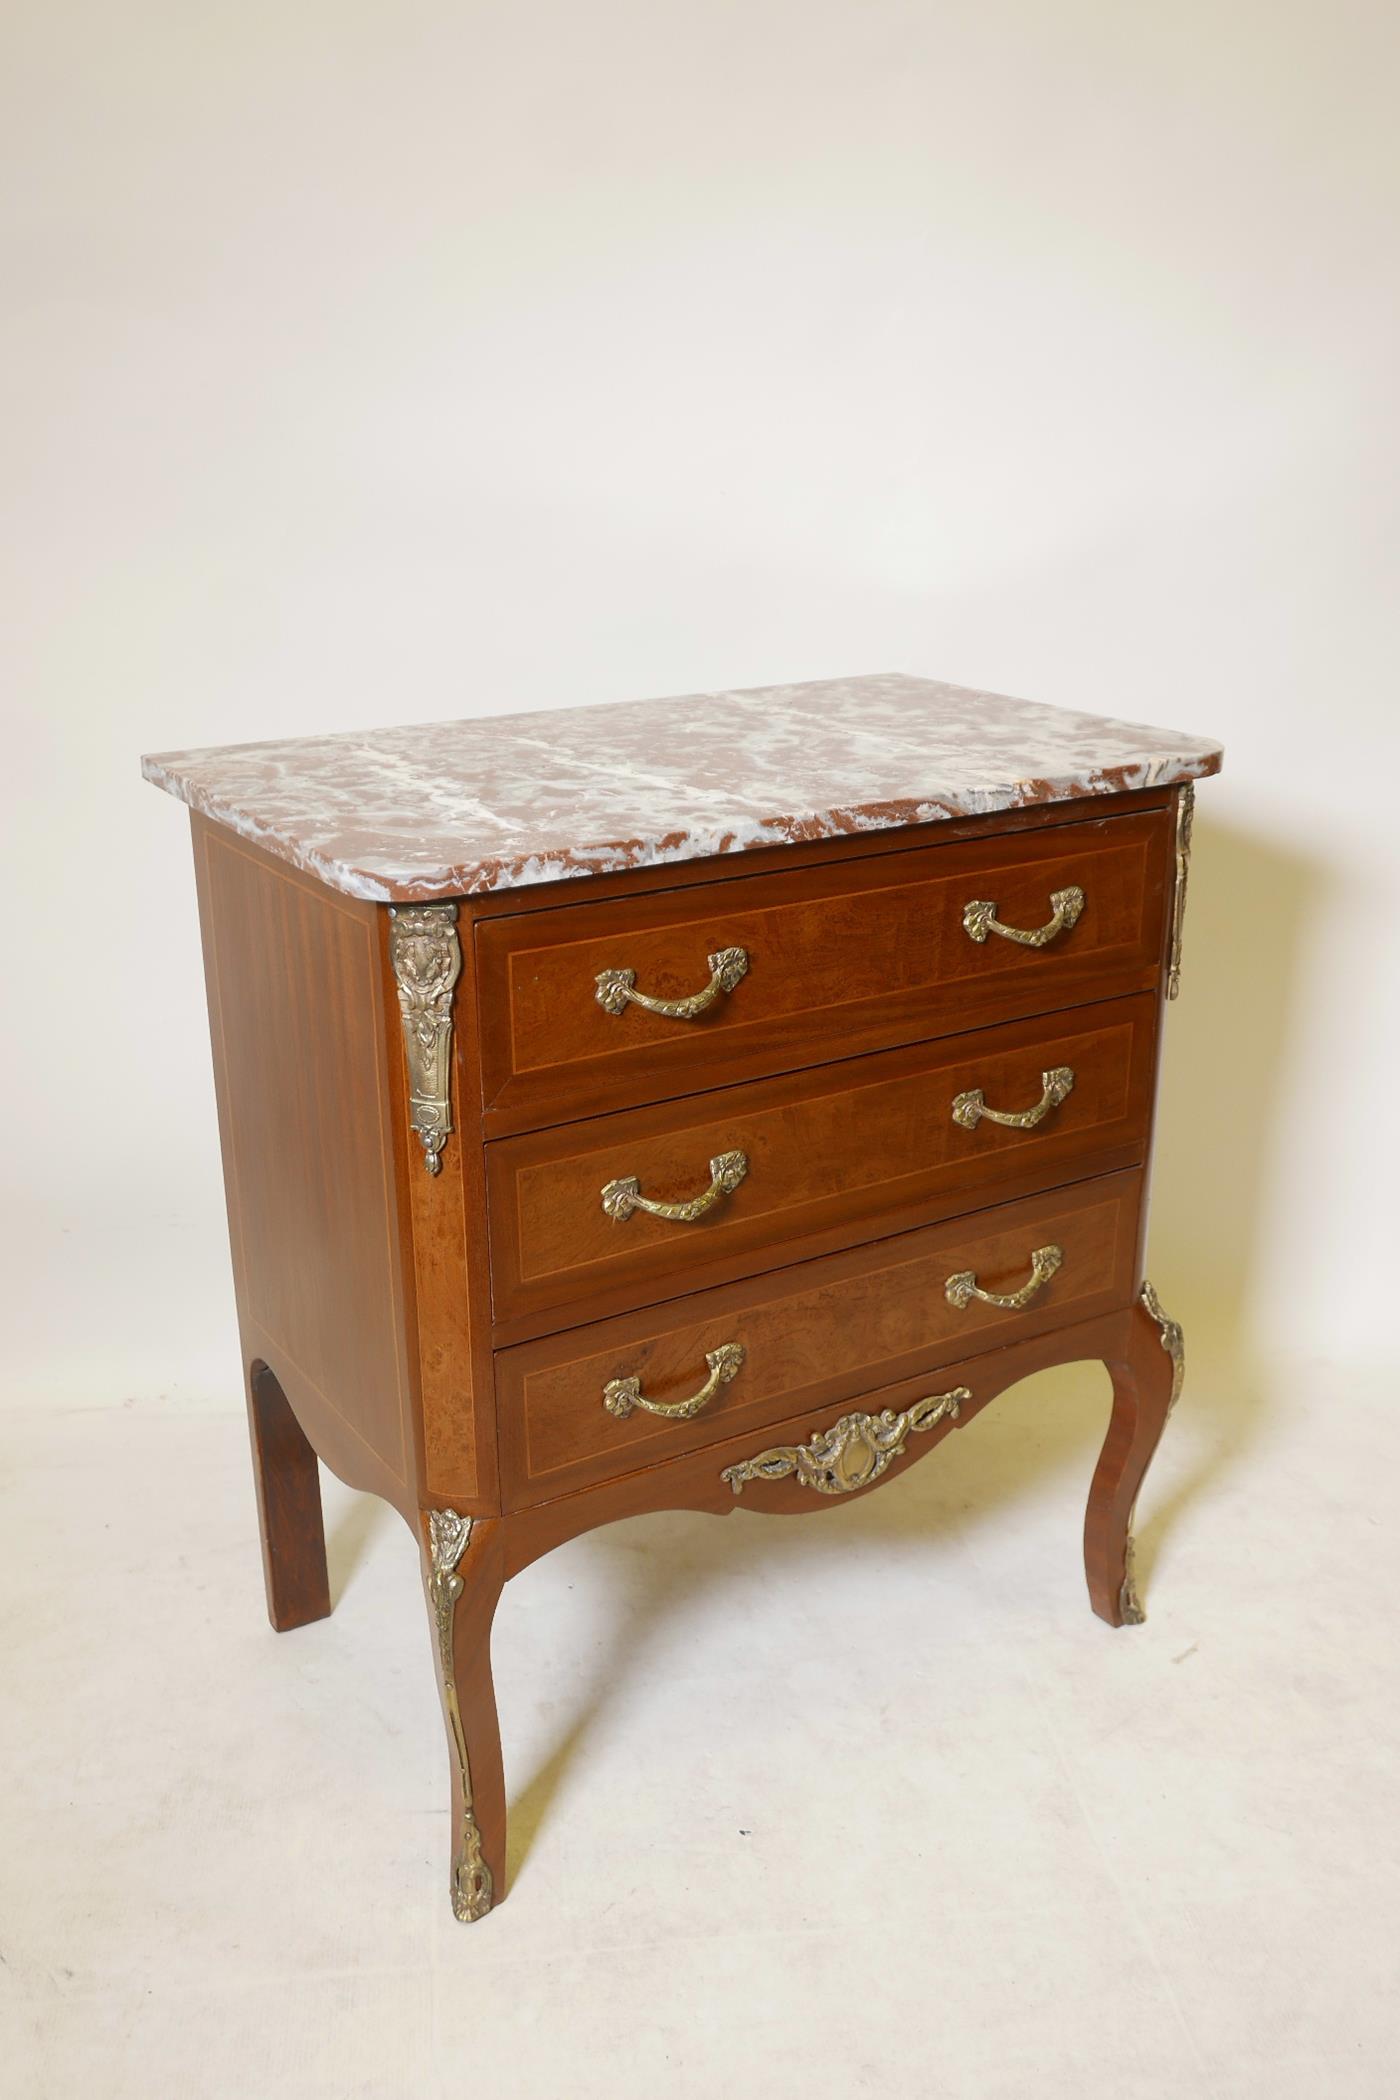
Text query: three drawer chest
144 672 1222 1923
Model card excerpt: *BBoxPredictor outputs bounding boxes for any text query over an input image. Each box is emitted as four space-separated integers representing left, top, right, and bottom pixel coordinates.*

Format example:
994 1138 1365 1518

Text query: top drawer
475 806 1172 1134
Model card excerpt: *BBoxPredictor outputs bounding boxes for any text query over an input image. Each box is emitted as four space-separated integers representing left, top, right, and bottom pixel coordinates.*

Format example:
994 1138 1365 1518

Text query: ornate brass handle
952 1066 1075 1132
603 1341 746 1421
945 1243 1062 1311
601 1149 748 1223
961 886 1085 948
595 946 749 1018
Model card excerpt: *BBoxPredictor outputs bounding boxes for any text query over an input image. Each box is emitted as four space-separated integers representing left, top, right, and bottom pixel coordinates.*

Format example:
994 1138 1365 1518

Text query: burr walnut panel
485 993 1158 1339
495 1170 1144 1507
473 807 1172 1134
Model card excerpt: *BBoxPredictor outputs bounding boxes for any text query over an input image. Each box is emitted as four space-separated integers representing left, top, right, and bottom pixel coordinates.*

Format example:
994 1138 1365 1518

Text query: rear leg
246 1358 331 1632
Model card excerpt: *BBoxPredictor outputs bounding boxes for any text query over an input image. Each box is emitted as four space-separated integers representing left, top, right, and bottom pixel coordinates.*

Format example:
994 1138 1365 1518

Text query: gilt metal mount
389 903 462 1174
721 1387 970 1497
1118 1278 1187 1624
426 1509 493 1923
1166 782 1195 1000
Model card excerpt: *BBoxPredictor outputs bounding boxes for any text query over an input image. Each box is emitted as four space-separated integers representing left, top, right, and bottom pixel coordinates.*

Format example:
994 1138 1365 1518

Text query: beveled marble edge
142 674 1222 903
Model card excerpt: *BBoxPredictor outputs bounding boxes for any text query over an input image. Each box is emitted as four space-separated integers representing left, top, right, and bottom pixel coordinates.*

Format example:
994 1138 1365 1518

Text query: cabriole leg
1084 1282 1185 1626
246 1359 331 1632
421 1511 508 1922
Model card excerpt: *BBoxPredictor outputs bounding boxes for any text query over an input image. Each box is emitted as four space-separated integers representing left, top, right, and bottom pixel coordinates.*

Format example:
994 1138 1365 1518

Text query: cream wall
3 0 1397 1398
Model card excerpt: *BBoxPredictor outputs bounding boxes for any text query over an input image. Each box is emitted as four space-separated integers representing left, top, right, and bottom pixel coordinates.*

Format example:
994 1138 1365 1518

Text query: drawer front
487 993 1158 1339
475 807 1172 1134
495 1170 1143 1507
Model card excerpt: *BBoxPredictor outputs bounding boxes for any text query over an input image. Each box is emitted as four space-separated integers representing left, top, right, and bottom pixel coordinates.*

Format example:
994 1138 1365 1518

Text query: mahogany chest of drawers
144 672 1221 1922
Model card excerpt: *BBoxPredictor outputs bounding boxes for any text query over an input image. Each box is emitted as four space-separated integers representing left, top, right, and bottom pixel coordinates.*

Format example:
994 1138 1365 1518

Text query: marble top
142 674 1222 903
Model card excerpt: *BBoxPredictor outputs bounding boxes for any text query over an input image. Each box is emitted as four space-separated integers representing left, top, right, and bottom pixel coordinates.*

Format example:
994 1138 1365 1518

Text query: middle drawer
486 992 1157 1340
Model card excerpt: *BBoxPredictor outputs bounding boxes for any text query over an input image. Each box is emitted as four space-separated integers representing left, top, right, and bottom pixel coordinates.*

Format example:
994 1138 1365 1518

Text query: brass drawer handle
945 1243 1062 1311
962 886 1085 948
952 1065 1075 1132
603 1341 746 1422
595 946 748 1019
601 1149 748 1223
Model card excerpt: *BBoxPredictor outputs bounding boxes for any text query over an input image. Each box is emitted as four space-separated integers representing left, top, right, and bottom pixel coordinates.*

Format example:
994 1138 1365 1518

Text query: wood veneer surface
487 992 1157 1337
475 807 1171 1132
194 821 417 1502
496 1169 1144 1506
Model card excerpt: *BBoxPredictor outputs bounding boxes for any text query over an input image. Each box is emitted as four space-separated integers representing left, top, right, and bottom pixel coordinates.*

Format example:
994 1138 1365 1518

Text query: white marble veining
142 673 1222 901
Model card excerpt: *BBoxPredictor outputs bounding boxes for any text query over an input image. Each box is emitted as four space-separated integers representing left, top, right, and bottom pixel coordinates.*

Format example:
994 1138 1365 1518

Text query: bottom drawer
496 1170 1143 1507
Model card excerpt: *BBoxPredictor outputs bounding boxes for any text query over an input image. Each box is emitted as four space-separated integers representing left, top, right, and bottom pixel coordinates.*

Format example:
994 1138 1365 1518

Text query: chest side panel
193 819 420 1503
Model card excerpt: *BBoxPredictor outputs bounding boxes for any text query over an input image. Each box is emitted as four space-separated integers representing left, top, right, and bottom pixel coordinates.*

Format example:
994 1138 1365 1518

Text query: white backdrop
4 0 1398 1406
